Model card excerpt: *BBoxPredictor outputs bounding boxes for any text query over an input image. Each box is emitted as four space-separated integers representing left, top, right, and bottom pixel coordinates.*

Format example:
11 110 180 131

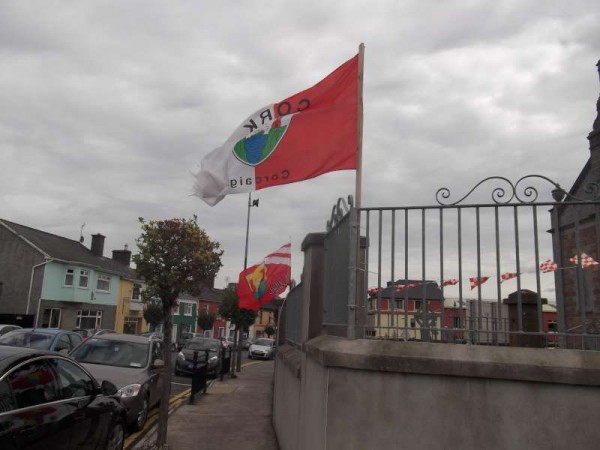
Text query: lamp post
234 193 259 373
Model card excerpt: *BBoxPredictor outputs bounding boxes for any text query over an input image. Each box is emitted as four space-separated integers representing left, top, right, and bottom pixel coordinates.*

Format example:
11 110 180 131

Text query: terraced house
0 219 144 331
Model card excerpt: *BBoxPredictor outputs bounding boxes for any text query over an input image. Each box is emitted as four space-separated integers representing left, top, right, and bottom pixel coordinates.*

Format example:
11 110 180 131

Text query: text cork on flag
238 243 292 310
194 53 360 206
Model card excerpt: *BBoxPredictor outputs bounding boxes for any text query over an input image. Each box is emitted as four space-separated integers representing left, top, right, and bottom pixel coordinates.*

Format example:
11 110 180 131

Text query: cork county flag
194 54 359 206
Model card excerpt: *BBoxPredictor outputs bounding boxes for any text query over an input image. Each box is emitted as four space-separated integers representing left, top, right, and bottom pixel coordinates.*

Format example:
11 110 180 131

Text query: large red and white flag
238 243 292 310
194 54 359 206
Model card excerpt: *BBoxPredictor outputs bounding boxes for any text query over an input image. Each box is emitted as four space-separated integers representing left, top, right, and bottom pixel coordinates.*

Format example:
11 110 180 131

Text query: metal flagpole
350 43 365 340
235 192 259 373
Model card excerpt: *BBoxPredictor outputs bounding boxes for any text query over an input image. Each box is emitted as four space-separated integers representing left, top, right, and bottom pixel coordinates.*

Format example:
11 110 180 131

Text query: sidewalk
156 360 279 450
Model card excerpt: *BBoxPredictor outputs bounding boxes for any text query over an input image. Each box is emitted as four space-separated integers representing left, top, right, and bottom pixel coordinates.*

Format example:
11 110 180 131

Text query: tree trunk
156 308 174 448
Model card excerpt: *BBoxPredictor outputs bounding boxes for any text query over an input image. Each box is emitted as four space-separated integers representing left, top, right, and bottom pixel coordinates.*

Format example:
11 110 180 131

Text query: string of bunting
367 252 598 296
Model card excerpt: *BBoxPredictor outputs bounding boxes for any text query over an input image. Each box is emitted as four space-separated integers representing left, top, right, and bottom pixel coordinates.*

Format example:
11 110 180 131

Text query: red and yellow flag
238 243 291 310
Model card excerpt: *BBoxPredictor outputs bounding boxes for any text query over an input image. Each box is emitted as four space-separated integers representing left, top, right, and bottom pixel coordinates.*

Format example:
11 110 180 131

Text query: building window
64 269 74 286
96 274 111 292
132 283 142 301
410 318 416 328
219 327 225 337
547 320 558 332
394 299 404 310
42 308 61 328
202 304 209 314
203 330 211 337
453 317 462 329
123 316 139 335
184 303 193 316
79 270 89 288
77 310 102 329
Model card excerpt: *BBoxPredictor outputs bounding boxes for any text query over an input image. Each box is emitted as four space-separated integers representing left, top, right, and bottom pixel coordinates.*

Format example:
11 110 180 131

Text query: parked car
92 329 116 337
177 332 204 351
0 324 21 336
0 345 126 450
0 328 83 353
72 328 92 339
175 337 222 377
140 331 176 351
70 333 166 431
241 337 253 350
248 338 276 360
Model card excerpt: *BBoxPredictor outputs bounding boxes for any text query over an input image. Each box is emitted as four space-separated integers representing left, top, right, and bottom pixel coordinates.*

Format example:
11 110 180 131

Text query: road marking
171 381 191 386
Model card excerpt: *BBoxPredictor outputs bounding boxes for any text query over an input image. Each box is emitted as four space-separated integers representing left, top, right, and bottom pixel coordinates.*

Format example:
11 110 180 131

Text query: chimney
90 234 106 257
112 244 132 266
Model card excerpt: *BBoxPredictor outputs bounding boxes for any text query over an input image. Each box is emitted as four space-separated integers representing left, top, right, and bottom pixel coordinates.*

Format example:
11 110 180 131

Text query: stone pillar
503 290 547 348
300 233 326 343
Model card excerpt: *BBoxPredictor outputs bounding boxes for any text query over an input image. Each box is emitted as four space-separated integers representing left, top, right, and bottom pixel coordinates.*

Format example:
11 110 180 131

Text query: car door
49 357 115 450
0 358 70 450
148 341 165 406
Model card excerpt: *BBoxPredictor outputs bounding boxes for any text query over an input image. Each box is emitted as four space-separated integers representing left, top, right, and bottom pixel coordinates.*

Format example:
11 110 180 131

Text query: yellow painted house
115 277 147 334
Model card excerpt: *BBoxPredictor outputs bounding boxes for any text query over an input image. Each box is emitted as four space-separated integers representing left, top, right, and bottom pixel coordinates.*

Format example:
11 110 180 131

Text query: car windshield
185 340 219 352
254 339 273 347
0 331 53 349
71 338 149 368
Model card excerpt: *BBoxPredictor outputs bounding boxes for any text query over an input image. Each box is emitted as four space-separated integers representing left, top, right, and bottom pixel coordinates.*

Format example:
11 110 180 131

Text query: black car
0 346 125 450
175 337 222 377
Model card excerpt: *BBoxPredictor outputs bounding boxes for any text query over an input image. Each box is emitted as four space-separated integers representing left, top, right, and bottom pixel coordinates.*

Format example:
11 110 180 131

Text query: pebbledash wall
273 234 600 450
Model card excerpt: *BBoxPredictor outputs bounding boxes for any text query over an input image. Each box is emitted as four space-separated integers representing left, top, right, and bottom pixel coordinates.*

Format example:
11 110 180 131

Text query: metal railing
324 176 600 350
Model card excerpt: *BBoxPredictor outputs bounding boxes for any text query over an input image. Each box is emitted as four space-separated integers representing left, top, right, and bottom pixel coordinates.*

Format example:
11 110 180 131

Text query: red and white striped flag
500 272 518 283
469 277 489 290
540 259 558 273
238 243 291 310
569 253 599 269
442 279 459 286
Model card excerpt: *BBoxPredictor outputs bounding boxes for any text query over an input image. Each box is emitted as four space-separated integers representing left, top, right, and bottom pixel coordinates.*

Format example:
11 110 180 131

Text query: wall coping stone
304 335 600 386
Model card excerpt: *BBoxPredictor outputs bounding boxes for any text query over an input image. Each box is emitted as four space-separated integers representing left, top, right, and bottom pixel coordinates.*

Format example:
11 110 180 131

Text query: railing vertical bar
532 205 544 334
476 207 482 344
551 207 566 348
574 213 586 349
421 208 427 341
439 208 445 343
458 208 464 342
377 210 383 333
390 210 396 332
404 210 409 338
365 210 371 337
514 205 523 332
494 206 502 346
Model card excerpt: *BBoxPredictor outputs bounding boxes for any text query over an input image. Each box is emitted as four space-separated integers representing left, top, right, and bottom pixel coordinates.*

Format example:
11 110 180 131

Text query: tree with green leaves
219 285 257 373
133 216 222 448
264 325 276 338
197 309 216 334
142 297 165 330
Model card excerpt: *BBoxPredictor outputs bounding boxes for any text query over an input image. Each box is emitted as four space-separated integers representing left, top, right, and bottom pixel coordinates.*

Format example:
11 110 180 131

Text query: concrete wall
274 335 600 450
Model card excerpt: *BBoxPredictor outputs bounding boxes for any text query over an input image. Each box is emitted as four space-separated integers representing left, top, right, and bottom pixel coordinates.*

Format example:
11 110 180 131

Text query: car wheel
134 394 149 431
106 420 124 450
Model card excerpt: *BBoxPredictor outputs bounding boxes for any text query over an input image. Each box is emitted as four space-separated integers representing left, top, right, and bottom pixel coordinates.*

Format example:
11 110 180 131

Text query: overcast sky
1 1 598 292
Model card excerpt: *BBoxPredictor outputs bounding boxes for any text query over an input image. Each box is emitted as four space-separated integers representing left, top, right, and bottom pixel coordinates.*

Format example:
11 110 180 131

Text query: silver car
248 338 275 360
70 333 166 431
